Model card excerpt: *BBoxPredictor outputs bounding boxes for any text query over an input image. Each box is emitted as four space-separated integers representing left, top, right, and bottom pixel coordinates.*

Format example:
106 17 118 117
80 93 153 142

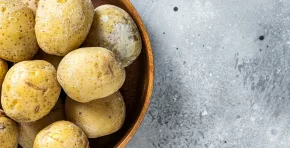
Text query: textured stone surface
128 0 290 147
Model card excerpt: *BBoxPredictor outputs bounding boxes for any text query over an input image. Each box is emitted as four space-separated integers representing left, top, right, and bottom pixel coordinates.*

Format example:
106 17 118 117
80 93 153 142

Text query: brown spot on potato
12 100 18 107
25 81 47 94
79 139 84 144
1 7 6 13
107 64 114 77
128 35 139 41
97 72 102 78
35 106 39 113
5 85 10 91
78 130 83 137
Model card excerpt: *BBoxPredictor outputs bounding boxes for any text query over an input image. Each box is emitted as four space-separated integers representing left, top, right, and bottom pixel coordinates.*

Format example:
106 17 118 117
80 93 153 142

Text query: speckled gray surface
127 0 290 148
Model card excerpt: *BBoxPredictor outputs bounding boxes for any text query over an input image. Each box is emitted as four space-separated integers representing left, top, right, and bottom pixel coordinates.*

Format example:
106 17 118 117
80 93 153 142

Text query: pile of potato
0 0 142 147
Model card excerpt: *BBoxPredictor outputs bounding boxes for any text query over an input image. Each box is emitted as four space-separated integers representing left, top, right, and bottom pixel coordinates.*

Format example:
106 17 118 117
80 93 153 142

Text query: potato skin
0 0 38 62
35 0 94 56
19 99 65 148
33 49 63 69
0 59 8 92
0 110 18 148
57 47 125 102
1 60 61 122
0 59 8 109
21 0 39 15
34 121 89 148
65 91 126 138
83 4 142 67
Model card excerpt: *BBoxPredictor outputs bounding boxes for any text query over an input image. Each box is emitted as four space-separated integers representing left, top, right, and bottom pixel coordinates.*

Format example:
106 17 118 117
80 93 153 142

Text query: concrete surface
127 0 290 147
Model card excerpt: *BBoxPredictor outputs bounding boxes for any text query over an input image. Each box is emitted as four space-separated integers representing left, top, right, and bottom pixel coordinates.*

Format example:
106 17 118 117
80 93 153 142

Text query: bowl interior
17 1 152 148
89 0 152 148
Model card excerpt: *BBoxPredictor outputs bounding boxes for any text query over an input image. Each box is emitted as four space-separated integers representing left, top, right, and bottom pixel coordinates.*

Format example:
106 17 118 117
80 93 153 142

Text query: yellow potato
21 0 38 15
0 0 38 62
19 99 65 148
1 60 61 122
0 59 8 92
34 121 89 148
83 4 142 67
65 91 126 138
0 59 8 109
35 0 94 56
33 49 63 69
0 110 18 148
57 47 125 102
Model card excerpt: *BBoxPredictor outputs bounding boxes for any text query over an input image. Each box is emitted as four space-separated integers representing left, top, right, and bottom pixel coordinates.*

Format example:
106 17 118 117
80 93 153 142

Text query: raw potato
0 110 18 148
57 47 126 102
0 59 8 93
19 99 65 148
33 49 63 69
65 91 126 138
35 0 94 56
34 121 89 148
0 0 38 62
1 60 61 122
83 4 142 67
0 59 8 109
21 0 38 15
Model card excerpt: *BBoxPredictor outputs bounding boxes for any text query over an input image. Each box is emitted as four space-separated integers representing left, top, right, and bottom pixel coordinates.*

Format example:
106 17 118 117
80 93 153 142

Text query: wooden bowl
89 0 154 148
17 1 153 148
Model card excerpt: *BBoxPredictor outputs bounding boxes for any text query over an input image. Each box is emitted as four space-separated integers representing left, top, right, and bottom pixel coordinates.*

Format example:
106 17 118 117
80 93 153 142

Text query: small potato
33 49 63 69
1 60 61 122
83 4 142 67
0 0 38 62
34 121 89 148
57 47 125 102
0 59 8 92
35 0 94 56
0 110 18 148
21 0 38 15
0 59 8 109
19 99 65 148
65 91 126 138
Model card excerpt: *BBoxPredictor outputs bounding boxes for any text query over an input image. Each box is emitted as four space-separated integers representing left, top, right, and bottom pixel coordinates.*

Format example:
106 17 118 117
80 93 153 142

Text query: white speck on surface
202 110 208 116
101 15 109 22
250 117 256 122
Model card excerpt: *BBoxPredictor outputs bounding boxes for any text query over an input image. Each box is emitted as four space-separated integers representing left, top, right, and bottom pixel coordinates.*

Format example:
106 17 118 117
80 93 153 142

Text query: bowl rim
114 0 154 147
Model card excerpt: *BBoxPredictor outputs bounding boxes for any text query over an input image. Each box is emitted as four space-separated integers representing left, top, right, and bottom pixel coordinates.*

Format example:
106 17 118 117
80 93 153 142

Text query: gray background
127 0 290 147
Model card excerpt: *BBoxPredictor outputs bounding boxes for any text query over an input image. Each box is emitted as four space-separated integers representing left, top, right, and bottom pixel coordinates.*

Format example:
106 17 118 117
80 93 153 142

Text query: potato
57 47 125 102
0 0 38 62
0 110 18 148
1 60 61 122
65 91 126 138
0 59 8 92
34 121 89 148
35 0 94 56
33 49 63 69
21 0 38 15
0 59 8 109
19 99 65 148
83 4 142 67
